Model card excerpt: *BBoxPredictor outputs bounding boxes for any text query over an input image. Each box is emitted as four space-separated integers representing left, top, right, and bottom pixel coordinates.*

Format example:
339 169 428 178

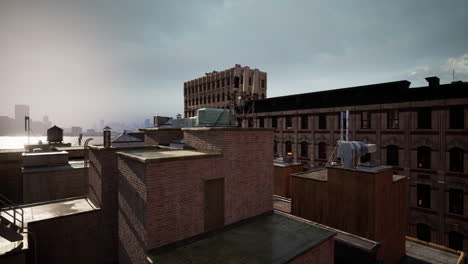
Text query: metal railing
0 193 24 232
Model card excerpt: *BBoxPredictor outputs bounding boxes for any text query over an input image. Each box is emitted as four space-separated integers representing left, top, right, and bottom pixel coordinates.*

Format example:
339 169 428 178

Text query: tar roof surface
149 212 335 264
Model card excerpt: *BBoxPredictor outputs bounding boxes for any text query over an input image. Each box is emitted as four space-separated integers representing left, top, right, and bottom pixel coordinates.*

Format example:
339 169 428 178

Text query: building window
361 111 371 129
387 109 399 129
301 142 308 158
237 118 242 127
259 117 264 128
285 141 292 156
272 117 277 128
261 93 265 99
234 76 240 88
222 79 225 87
274 140 278 154
360 153 371 163
319 113 327 129
449 105 464 129
449 148 464 172
417 184 431 208
301 115 308 130
212 95 215 103
261 79 265 88
217 94 220 102
417 146 431 169
217 80 220 88
387 145 399 166
318 142 327 160
417 223 431 242
417 107 432 129
222 93 225 101
449 188 464 215
249 77 252 85
227 77 230 86
240 75 243 84
248 118 253 128
338 113 347 129
286 116 293 129
449 232 464 251
208 96 211 104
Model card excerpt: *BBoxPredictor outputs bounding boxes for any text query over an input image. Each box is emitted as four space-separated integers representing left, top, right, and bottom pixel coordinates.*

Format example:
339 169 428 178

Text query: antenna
453 68 455 82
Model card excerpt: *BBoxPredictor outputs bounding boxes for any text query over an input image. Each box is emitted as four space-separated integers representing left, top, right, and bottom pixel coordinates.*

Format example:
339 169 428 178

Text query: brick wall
288 238 334 264
132 129 274 250
142 129 183 146
0 150 22 203
22 166 86 203
118 157 147 264
27 210 106 264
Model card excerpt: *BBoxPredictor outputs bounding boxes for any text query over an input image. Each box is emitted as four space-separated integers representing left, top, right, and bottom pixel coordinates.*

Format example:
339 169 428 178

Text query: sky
0 0 467 129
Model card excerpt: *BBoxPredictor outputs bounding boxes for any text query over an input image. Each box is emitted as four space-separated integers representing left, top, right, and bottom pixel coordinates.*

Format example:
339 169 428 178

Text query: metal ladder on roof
0 194 24 242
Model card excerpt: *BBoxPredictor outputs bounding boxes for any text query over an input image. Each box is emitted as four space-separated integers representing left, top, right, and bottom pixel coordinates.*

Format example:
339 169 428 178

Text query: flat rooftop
403 240 461 264
148 212 335 264
118 149 221 163
0 197 97 256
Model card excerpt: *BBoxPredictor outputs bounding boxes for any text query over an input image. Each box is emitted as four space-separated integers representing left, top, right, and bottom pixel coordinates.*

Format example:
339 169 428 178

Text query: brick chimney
425 76 440 88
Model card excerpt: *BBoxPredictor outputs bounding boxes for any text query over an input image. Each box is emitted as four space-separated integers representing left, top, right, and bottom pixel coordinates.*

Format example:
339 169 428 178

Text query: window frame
361 111 371 129
417 107 432 129
300 141 309 158
449 188 464 215
387 109 399 129
318 142 327 160
318 113 327 130
417 146 432 169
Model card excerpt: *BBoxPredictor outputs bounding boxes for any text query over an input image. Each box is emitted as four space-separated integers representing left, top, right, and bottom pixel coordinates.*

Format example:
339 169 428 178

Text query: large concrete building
244 76 468 253
184 64 267 118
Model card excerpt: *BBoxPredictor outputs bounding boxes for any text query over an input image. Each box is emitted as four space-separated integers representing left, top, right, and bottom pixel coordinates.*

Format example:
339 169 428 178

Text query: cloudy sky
1 0 467 129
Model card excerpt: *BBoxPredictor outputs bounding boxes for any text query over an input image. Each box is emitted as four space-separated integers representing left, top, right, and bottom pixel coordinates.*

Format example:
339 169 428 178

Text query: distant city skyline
1 0 468 127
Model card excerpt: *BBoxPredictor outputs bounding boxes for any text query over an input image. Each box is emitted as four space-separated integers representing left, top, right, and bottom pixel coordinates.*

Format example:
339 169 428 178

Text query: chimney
425 76 440 88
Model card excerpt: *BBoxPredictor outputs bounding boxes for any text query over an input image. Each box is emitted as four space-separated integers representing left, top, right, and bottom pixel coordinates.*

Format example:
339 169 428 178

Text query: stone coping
22 151 68 157
118 149 222 164
87 145 165 151
181 127 275 131
138 128 182 131
273 162 302 168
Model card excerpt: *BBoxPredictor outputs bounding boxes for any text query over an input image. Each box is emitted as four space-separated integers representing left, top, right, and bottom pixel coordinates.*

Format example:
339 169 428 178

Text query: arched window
387 145 399 166
417 223 431 242
285 141 292 156
449 231 464 251
318 142 327 160
417 146 431 169
301 142 308 158
449 148 464 172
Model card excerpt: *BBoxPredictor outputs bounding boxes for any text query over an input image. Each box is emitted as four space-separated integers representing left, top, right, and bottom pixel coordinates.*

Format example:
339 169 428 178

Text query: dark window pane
417 147 431 169
319 113 327 129
301 142 308 158
417 107 432 129
285 141 292 155
449 148 464 172
449 188 464 215
417 184 431 208
449 105 464 129
318 143 327 160
272 117 277 128
449 232 464 251
387 145 399 166
387 110 399 129
417 224 431 242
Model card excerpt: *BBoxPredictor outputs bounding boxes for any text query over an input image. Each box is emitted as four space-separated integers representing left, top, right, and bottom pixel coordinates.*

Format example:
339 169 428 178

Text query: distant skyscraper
144 118 151 128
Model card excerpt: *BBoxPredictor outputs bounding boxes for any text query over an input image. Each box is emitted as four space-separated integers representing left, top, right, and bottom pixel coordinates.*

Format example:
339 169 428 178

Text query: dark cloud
1 0 467 128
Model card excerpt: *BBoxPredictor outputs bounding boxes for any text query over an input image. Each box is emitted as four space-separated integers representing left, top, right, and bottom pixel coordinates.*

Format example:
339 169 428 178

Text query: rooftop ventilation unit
336 111 376 169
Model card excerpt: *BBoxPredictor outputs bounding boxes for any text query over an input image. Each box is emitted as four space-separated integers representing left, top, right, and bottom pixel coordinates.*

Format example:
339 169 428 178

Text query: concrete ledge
182 127 275 131
118 149 222 164
139 128 182 131
22 151 69 168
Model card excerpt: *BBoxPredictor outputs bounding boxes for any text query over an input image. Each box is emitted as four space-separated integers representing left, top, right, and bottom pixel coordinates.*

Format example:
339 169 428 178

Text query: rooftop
148 212 335 264
118 149 222 164
404 239 462 264
252 80 468 113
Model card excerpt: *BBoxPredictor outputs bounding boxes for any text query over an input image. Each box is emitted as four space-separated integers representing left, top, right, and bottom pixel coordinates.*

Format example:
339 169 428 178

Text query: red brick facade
117 128 274 262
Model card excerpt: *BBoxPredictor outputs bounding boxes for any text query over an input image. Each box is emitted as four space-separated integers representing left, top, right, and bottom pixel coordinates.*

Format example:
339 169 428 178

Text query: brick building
242 77 468 252
184 64 267 117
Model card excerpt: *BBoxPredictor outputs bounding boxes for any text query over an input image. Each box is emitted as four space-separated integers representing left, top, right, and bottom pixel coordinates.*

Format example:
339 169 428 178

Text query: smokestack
103 126 111 148
425 76 440 88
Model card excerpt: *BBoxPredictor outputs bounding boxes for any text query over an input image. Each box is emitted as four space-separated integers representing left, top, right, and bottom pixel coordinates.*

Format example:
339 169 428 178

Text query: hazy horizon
1 0 468 128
